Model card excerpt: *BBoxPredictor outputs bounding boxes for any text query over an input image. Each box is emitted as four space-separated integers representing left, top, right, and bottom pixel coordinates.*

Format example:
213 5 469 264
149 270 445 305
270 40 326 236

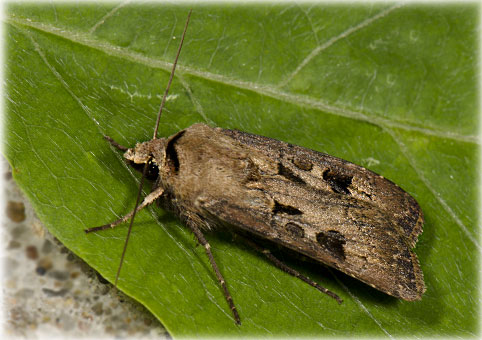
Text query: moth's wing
163 124 424 300
220 128 424 248
198 176 425 301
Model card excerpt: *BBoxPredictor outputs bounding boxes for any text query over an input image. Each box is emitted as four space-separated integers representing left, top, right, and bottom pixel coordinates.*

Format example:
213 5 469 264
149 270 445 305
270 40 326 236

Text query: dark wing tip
395 249 426 301
407 207 424 249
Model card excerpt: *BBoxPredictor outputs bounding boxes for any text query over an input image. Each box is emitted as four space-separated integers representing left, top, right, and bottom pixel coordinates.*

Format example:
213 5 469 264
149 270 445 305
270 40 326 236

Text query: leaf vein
7 17 478 144
277 3 404 88
88 0 131 35
385 128 480 250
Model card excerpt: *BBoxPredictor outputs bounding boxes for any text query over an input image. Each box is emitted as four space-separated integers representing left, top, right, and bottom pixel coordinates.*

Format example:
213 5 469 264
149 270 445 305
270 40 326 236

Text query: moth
86 10 425 325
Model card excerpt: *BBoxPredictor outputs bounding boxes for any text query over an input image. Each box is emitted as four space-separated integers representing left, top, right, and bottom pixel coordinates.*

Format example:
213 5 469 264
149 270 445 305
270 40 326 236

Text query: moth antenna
114 165 148 287
114 9 193 287
153 8 192 139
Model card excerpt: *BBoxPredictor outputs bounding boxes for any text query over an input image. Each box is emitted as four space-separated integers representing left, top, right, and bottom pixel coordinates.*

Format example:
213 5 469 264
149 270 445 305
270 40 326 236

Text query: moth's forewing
156 123 425 301
221 128 424 248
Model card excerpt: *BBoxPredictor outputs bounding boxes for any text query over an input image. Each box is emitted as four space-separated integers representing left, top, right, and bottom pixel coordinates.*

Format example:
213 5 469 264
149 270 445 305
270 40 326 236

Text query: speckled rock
3 158 169 339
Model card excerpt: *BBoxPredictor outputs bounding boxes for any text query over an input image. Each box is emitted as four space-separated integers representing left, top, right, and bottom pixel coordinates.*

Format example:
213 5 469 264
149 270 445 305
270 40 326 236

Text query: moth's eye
127 161 144 173
145 158 159 180
126 157 159 180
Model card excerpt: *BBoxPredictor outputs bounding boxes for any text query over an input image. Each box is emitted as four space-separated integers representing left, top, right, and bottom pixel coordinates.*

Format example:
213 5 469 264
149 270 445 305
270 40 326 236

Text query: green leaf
4 3 479 337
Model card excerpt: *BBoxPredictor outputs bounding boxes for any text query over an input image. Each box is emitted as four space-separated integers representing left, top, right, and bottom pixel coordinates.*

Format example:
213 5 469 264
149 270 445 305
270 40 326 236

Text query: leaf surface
5 3 479 337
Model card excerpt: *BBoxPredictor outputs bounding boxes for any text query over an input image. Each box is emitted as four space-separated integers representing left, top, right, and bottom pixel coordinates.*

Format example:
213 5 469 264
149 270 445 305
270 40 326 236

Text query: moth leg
235 233 343 304
104 135 128 151
84 187 164 233
187 221 241 325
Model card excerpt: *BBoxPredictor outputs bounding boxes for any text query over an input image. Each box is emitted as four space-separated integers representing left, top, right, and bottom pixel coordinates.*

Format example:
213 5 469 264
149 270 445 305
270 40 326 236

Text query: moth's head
123 139 167 181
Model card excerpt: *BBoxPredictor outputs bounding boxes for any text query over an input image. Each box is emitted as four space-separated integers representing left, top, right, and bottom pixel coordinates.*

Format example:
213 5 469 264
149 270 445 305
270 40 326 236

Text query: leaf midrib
6 15 478 145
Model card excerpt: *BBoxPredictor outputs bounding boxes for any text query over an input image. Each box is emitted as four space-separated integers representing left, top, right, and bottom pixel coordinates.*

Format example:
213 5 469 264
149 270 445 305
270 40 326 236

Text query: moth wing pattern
158 123 425 301
220 128 424 248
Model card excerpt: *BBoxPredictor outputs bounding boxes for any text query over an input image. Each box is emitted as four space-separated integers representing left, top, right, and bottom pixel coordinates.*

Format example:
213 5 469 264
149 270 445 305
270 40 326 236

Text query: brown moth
86 10 425 325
